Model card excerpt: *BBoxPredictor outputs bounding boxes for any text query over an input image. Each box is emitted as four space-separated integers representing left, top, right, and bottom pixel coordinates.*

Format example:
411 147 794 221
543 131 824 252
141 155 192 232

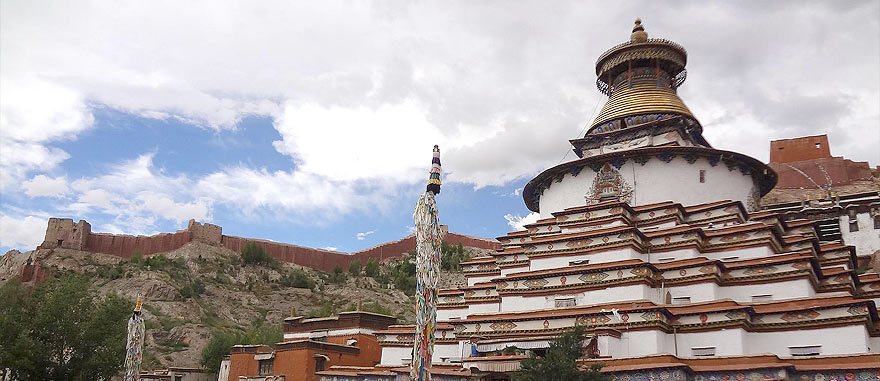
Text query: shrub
328 265 347 284
348 260 362 277
441 242 470 271
280 269 314 289
364 258 380 277
241 241 279 267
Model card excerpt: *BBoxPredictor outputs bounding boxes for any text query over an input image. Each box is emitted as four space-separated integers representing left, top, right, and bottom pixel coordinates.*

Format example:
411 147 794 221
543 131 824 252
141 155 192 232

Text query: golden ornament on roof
631 18 648 42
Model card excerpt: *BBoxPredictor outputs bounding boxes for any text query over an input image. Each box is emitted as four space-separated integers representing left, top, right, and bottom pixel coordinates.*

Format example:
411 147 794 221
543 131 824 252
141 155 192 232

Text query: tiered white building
320 19 880 381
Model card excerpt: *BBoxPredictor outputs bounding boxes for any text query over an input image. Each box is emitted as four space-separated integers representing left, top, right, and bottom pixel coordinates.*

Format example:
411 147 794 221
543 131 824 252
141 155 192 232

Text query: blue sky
1 1 878 253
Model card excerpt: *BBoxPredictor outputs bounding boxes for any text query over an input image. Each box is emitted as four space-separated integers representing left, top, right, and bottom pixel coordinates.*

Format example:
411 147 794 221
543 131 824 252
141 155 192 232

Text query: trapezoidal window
699 170 706 183
691 346 715 356
314 354 329 372
790 345 821 356
258 359 273 376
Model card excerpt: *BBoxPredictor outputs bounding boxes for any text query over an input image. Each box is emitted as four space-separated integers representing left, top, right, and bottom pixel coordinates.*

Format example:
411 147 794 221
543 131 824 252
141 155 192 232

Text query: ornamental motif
560 276 567 285
523 278 549 289
566 238 593 248
846 305 869 316
579 272 609 282
441 330 447 338
397 335 409 341
648 211 656 217
679 269 687 276
557 215 569 222
620 313 629 323
780 310 820 322
640 311 663 321
489 322 517 331
617 270 624 278
586 163 633 205
699 265 717 274
725 310 747 320
743 266 777 276
578 315 611 326
719 233 750 243
699 314 708 323
464 290 476 297
377 335 386 341
833 274 850 283
477 263 495 270
543 320 550 329
475 323 481 332
791 261 811 270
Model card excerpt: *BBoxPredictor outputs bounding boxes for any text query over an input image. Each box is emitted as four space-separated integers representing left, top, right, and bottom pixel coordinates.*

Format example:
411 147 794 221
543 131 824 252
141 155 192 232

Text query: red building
226 311 397 381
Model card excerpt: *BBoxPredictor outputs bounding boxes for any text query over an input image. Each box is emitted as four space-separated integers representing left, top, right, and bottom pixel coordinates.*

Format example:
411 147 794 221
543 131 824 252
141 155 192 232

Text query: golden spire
631 18 648 42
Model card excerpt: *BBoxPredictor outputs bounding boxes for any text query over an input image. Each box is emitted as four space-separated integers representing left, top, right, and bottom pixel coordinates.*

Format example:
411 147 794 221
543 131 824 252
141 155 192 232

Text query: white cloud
356 230 376 240
0 1 877 233
322 246 339 251
0 214 47 250
22 175 69 198
61 154 211 233
503 212 540 231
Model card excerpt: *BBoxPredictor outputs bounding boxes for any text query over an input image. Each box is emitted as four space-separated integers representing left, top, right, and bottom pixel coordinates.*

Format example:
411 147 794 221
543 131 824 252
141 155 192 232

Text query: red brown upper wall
770 135 831 163
37 218 500 272
767 135 875 189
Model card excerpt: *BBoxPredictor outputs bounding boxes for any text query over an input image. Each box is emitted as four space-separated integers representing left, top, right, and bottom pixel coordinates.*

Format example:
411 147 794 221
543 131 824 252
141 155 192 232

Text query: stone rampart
34 218 501 272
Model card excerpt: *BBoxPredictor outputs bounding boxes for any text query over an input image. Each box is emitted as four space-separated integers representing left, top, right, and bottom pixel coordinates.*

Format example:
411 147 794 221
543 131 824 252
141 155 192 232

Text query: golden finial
631 17 648 42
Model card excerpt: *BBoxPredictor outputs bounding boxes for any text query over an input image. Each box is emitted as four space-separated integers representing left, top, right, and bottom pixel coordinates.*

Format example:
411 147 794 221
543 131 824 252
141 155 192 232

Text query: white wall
538 157 758 218
674 328 746 357
839 213 880 257
701 246 775 261
499 284 654 312
380 346 412 366
468 302 500 315
433 343 461 363
716 278 815 302
528 247 641 271
438 307 468 321
667 283 719 303
618 330 671 357
746 325 870 355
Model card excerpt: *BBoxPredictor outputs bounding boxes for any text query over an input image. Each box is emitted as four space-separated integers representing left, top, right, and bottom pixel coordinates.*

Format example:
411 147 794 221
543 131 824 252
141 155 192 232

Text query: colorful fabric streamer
411 145 443 381
123 295 145 381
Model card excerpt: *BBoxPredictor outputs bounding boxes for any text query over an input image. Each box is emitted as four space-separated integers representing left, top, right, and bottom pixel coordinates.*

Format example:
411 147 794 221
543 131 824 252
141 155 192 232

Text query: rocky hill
0 240 491 370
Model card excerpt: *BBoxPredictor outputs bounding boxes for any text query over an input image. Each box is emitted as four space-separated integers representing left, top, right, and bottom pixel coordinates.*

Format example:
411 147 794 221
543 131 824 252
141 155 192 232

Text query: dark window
259 359 273 376
849 220 859 232
699 170 706 183
873 216 880 230
815 143 821 149
315 356 327 372
174 376 182 381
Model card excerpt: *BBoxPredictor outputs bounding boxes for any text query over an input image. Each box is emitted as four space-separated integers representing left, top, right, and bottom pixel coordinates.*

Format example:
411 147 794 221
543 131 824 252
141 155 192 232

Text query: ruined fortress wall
84 230 193 258
220 235 353 272
37 218 500 272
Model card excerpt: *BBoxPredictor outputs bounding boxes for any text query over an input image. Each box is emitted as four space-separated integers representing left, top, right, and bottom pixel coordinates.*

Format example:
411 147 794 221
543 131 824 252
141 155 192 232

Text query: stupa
317 19 880 381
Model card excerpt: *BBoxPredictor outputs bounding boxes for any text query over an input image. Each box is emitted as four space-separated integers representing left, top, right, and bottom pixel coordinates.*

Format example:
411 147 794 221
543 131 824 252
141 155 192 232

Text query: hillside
0 240 491 370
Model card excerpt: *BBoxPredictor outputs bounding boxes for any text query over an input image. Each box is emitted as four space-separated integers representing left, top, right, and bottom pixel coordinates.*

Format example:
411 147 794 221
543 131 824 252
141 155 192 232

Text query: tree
241 241 279 268
512 325 608 381
0 275 132 380
201 321 282 372
364 258 380 277
348 259 362 277
328 265 347 284
441 241 471 271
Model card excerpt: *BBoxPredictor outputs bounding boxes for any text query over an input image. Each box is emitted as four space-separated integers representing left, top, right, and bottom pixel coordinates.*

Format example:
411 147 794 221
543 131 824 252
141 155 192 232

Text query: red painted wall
770 135 832 163
769 157 874 189
41 217 500 272
83 230 192 258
